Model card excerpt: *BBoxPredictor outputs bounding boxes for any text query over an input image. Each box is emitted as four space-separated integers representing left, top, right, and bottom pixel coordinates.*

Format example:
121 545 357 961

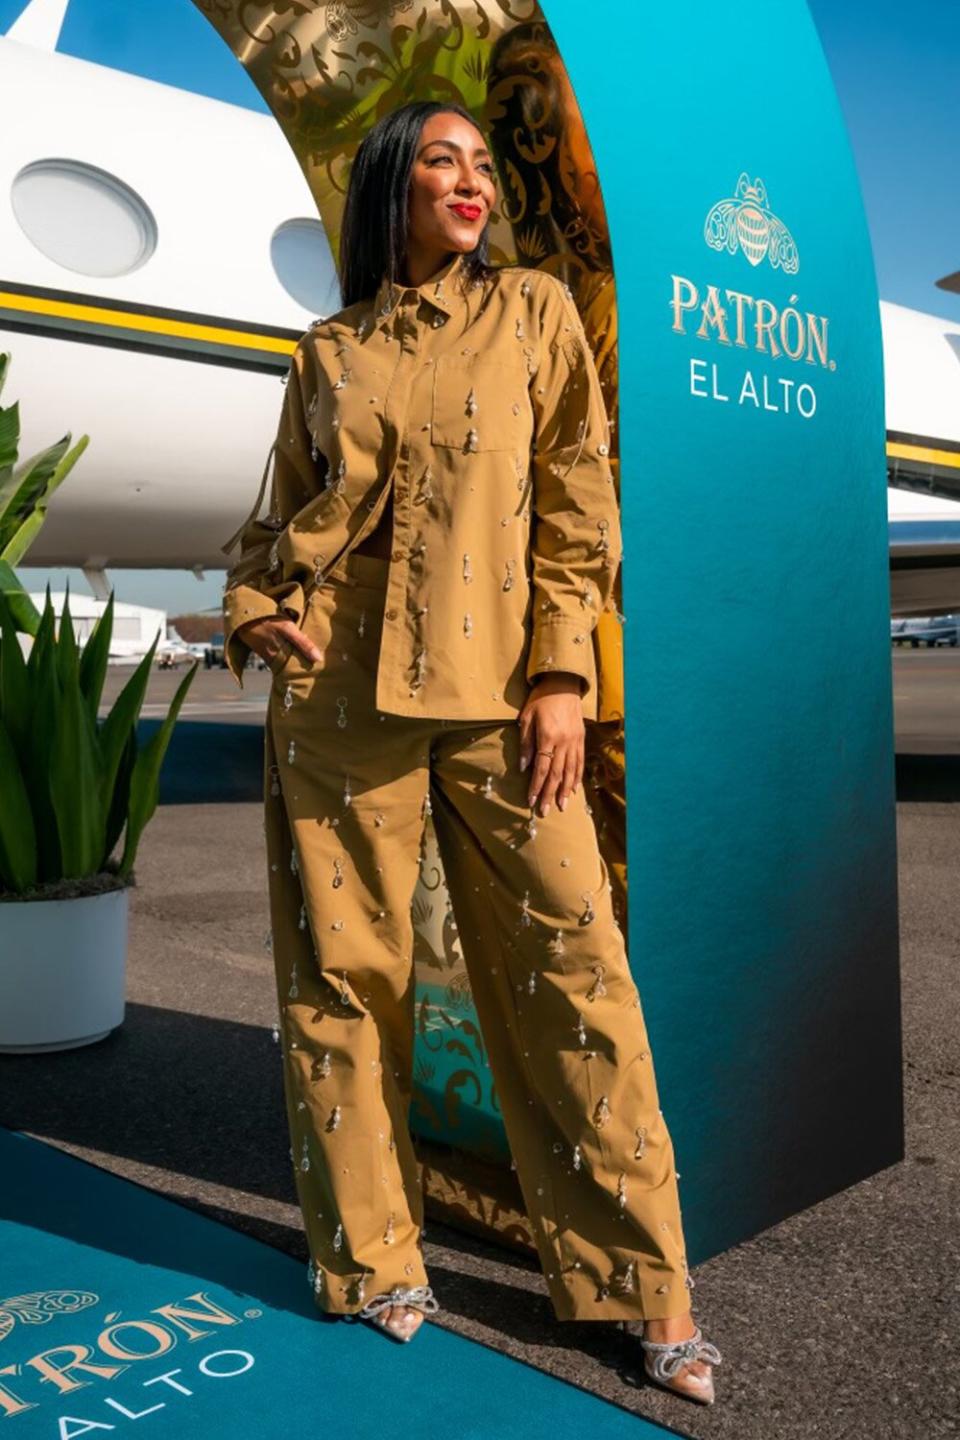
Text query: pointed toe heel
356 1284 439 1344
638 1325 722 1406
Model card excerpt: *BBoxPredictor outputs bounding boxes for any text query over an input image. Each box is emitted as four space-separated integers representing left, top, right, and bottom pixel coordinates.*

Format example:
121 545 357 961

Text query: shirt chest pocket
430 354 532 453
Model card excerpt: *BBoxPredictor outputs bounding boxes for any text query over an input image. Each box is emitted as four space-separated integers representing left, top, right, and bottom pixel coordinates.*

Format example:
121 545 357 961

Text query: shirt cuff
222 582 305 686
526 617 595 695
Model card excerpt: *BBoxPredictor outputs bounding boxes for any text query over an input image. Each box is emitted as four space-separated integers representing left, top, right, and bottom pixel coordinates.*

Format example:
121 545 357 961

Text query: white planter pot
0 888 128 1052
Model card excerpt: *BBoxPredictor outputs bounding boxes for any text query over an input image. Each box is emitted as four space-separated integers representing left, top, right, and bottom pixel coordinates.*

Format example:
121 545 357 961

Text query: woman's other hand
518 674 585 815
236 615 324 670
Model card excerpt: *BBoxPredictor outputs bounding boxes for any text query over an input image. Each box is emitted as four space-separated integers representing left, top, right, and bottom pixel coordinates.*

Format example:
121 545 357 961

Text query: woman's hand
517 673 585 815
236 614 324 669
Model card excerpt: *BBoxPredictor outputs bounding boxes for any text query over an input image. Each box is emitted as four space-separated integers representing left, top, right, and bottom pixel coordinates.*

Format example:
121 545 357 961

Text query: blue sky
0 0 270 113
4 0 958 615
807 0 960 317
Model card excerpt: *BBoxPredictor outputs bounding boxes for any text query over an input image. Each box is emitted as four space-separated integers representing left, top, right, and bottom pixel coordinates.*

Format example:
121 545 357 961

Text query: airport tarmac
118 644 960 750
3 649 957 1437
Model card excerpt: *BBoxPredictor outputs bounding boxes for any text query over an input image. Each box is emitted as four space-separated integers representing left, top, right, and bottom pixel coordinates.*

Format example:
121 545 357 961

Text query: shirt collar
373 249 468 326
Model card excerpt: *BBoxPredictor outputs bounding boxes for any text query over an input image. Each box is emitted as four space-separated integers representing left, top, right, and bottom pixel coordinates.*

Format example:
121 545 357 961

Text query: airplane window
11 158 157 277
270 218 340 316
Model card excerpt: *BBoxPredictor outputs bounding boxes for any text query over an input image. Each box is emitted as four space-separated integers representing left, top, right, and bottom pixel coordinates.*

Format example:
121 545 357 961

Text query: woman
221 99 722 1406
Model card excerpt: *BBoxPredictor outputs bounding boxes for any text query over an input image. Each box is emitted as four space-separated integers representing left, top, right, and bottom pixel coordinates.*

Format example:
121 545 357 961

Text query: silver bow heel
356 1283 439 1343
638 1324 723 1405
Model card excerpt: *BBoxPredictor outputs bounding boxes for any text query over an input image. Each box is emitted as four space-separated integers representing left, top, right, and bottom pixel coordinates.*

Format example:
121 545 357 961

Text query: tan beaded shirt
220 248 623 721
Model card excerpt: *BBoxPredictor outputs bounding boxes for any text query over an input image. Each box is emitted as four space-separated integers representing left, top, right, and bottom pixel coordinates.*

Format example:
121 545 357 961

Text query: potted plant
0 349 197 1051
0 587 197 1051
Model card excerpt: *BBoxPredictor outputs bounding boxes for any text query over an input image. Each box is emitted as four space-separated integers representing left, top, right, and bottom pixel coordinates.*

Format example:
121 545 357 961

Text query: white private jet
0 0 338 601
2 0 958 617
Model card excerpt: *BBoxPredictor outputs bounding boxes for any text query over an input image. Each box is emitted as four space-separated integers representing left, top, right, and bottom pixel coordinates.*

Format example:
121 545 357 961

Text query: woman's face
406 111 497 262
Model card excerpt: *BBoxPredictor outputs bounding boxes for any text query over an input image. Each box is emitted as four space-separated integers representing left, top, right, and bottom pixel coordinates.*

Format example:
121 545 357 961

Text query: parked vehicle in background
891 615 960 647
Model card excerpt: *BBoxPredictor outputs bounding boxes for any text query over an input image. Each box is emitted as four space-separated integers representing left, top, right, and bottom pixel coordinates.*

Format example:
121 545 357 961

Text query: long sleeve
525 276 623 697
221 342 325 686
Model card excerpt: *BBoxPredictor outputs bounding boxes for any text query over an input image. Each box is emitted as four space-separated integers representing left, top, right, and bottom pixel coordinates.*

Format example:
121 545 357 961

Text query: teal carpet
0 1128 686 1438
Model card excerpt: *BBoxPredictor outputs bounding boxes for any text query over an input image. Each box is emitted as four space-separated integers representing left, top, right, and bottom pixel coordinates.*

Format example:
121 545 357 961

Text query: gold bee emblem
0 1290 99 1343
704 173 799 273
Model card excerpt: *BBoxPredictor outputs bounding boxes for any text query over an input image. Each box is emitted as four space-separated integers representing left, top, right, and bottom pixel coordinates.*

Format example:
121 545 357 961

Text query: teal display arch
412 0 903 1263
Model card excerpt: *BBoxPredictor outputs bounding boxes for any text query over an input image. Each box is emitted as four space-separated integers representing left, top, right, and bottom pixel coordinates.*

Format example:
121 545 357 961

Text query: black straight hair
338 100 496 309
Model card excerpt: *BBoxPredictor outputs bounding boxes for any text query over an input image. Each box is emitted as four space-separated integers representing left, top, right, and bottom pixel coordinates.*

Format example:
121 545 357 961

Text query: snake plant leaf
103 725 136 863
48 644 104 878
25 585 55 679
98 635 159 812
0 715 37 893
56 581 79 693
0 588 30 760
0 559 40 635
118 660 198 878
20 592 62 881
78 589 114 726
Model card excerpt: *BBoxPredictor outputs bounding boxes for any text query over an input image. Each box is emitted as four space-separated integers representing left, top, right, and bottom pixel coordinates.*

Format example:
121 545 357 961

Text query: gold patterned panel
193 1 530 265
192 0 625 1244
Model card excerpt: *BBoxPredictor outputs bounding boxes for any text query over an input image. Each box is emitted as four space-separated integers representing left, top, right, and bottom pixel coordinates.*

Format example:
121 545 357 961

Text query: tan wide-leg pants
262 549 693 1322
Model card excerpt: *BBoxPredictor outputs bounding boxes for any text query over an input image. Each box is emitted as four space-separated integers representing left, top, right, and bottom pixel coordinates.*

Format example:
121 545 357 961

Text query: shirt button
385 608 397 620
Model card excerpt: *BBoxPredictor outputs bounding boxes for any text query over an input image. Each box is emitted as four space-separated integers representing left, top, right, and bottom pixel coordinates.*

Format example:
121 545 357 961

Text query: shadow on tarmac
895 754 960 802
1 1001 291 1206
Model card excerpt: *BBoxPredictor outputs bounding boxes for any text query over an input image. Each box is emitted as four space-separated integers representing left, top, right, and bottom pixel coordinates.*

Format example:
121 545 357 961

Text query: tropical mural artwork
193 0 624 1248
